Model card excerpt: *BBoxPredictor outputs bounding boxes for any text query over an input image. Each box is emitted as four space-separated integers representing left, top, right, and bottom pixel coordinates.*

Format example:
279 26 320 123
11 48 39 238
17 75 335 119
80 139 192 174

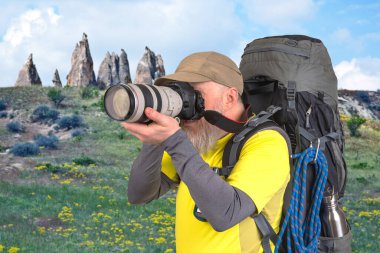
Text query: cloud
241 0 317 32
332 28 352 42
0 0 243 87
330 28 380 55
3 7 61 47
0 7 63 86
334 57 380 91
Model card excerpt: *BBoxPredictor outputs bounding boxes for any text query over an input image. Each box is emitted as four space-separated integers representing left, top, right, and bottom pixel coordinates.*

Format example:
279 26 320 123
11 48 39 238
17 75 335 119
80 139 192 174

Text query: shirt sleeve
127 143 178 204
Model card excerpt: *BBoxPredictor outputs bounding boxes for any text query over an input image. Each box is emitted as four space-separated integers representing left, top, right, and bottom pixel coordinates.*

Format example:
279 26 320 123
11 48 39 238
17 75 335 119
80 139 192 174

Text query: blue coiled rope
274 146 329 253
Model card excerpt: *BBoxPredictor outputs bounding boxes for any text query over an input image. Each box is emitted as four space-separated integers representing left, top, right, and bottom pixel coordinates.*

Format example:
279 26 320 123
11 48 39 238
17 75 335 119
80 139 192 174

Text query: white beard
182 103 226 153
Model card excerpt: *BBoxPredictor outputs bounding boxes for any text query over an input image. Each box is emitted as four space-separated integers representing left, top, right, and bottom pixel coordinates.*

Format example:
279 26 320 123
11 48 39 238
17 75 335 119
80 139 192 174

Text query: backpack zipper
242 46 310 58
306 106 312 129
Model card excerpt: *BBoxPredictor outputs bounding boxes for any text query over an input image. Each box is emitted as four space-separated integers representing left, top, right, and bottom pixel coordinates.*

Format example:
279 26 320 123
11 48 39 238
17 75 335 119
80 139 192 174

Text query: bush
34 134 59 149
347 115 366 137
6 121 25 133
0 100 6 111
71 129 84 137
47 88 65 108
0 144 8 152
10 142 40 156
36 163 67 173
90 95 105 112
0 111 7 118
31 105 60 123
57 114 84 130
72 155 96 166
81 86 99 99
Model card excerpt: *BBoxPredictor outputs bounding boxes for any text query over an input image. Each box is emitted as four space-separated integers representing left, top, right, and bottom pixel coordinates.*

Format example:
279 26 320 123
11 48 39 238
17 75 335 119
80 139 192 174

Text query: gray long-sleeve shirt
128 129 256 231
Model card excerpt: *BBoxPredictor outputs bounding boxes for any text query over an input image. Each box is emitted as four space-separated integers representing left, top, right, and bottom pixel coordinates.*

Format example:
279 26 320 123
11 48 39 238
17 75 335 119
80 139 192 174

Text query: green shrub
47 88 65 107
6 121 25 133
0 144 7 152
57 114 84 130
347 115 366 137
71 129 84 137
0 99 6 111
10 142 40 156
31 105 60 123
81 86 99 99
38 163 68 173
34 134 59 149
72 155 96 166
0 111 7 118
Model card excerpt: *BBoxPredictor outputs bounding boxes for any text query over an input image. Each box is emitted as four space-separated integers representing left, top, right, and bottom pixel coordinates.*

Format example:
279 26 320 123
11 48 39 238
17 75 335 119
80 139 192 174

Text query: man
122 51 290 253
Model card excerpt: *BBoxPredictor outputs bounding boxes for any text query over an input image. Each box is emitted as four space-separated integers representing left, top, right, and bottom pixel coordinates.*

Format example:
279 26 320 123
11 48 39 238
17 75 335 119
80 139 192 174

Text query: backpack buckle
287 81 296 110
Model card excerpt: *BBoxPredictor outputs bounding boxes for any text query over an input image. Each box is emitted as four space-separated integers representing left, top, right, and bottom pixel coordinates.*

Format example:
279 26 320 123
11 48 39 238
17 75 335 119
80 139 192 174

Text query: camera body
104 82 205 123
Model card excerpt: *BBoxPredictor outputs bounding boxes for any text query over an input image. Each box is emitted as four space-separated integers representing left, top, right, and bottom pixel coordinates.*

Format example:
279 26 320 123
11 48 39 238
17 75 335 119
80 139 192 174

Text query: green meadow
0 87 379 252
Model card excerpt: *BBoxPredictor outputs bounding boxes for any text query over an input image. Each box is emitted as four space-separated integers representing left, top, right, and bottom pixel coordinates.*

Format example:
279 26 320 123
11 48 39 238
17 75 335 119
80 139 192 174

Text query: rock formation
134 47 165 85
119 49 132 84
66 33 96 87
15 54 42 86
52 69 62 88
155 54 165 79
338 90 380 120
97 49 132 89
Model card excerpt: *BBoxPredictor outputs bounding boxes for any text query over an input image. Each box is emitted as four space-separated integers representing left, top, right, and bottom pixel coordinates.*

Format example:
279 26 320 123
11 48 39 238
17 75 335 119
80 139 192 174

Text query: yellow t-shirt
162 130 290 253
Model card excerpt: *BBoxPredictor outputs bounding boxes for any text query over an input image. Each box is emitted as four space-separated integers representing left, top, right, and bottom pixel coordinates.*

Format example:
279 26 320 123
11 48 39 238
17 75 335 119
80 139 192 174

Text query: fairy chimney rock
97 49 132 89
155 54 165 79
66 33 96 87
119 49 132 84
52 69 62 87
15 54 42 86
134 47 165 85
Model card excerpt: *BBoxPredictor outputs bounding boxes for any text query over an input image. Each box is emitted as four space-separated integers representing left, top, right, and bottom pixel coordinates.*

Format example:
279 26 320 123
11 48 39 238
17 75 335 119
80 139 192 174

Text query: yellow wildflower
0 244 4 252
60 179 72 185
51 174 60 180
37 226 46 235
124 240 134 246
81 240 95 247
359 211 372 217
8 247 20 253
155 237 167 244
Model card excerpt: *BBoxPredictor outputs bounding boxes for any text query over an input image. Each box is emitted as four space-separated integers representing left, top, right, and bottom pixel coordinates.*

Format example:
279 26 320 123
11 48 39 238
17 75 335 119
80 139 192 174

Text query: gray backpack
217 35 351 253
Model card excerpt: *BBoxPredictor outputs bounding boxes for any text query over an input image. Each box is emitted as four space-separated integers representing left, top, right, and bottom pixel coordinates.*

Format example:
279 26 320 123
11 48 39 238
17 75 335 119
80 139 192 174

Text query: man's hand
121 107 181 144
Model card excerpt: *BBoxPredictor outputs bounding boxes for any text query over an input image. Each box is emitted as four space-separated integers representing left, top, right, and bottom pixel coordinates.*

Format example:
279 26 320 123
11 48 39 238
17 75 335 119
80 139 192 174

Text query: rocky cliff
97 49 131 89
338 90 380 120
14 54 42 86
66 33 96 87
134 47 165 85
52 69 62 88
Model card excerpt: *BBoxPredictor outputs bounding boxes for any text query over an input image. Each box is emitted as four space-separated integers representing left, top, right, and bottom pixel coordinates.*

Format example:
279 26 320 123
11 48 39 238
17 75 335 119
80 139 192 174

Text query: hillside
338 89 380 120
0 86 379 252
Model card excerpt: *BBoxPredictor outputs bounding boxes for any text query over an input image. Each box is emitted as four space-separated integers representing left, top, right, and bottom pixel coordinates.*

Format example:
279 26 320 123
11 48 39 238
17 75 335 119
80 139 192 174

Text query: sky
0 0 380 91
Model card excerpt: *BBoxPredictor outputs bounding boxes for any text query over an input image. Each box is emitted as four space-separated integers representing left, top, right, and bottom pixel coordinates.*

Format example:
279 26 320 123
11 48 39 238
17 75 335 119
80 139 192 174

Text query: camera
104 82 205 122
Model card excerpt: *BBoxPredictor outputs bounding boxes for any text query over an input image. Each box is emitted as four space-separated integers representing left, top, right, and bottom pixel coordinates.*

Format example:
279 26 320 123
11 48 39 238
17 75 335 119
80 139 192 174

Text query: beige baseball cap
154 51 244 95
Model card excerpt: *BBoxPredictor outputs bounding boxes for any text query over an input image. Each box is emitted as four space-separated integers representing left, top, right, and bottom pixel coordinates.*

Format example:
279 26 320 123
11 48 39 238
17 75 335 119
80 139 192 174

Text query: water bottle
320 189 349 237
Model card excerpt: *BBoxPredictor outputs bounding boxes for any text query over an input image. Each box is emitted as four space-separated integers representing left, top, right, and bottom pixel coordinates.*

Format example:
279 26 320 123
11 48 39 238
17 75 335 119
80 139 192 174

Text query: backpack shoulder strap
216 108 292 253
221 107 292 175
253 213 278 253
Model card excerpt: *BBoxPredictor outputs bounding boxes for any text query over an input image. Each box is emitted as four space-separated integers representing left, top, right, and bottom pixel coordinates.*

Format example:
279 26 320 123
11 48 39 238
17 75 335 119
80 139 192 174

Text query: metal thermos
320 191 350 237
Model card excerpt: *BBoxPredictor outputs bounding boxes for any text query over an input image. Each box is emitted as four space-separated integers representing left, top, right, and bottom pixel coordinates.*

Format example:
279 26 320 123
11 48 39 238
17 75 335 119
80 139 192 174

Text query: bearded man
123 51 290 253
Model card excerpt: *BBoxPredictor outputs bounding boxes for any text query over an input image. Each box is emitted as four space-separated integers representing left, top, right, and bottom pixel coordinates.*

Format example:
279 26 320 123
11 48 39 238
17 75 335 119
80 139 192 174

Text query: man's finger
144 107 170 125
121 122 147 133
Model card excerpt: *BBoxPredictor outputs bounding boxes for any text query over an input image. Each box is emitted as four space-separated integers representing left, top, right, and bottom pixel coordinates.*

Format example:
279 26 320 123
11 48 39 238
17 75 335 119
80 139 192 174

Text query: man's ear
223 88 239 111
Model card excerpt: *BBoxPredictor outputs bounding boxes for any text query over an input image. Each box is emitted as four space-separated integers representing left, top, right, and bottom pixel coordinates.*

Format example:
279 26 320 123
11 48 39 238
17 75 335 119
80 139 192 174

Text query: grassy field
0 86 379 252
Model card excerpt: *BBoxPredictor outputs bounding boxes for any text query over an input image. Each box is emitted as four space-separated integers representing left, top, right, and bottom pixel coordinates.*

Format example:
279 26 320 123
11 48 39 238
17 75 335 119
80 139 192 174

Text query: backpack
209 35 351 253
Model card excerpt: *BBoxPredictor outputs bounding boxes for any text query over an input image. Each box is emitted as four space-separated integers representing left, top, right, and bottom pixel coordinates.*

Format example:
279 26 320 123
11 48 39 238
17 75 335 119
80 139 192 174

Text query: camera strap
203 110 246 133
